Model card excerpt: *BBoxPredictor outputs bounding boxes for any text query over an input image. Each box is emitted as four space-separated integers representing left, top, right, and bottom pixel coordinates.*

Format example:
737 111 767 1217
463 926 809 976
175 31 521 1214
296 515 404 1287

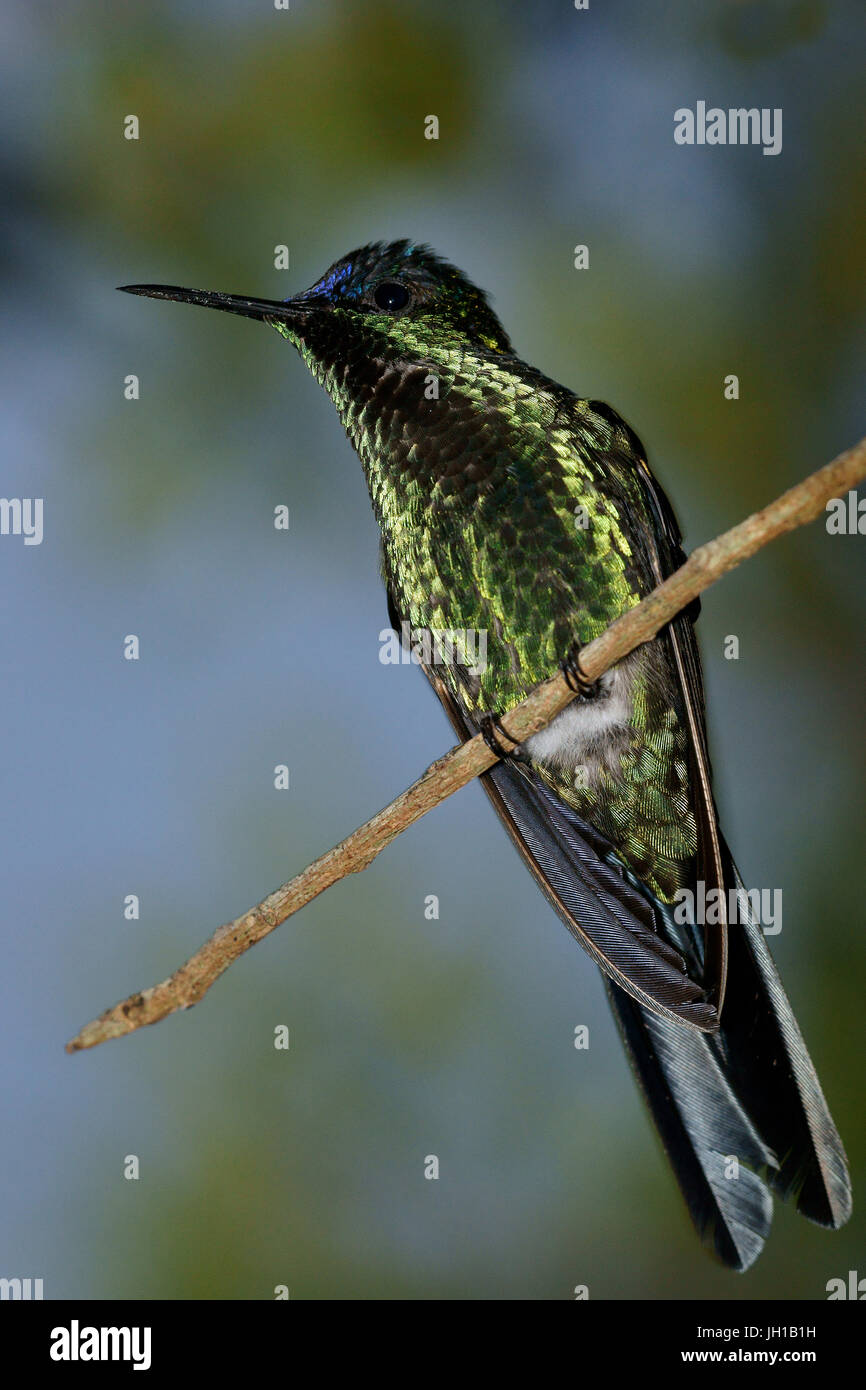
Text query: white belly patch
523 663 635 776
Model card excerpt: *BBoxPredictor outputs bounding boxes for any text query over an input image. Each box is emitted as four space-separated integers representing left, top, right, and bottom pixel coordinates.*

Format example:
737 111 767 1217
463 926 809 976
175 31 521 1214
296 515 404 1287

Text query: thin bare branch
67 435 866 1053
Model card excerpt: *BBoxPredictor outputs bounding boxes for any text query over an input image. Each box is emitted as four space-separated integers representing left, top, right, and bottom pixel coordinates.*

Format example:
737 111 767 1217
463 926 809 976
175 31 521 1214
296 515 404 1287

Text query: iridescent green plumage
276 243 697 902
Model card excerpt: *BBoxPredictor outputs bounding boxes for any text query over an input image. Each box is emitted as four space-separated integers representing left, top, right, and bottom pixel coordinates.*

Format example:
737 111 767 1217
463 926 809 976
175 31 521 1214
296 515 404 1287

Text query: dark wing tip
677 999 721 1033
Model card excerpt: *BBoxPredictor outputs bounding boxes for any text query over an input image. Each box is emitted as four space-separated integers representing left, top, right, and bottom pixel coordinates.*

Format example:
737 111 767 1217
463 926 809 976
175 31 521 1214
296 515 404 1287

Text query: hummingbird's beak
117 284 314 327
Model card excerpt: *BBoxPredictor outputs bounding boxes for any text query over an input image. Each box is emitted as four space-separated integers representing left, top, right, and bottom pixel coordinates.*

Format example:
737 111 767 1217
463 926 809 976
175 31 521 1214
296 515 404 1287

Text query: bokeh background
1 0 864 1300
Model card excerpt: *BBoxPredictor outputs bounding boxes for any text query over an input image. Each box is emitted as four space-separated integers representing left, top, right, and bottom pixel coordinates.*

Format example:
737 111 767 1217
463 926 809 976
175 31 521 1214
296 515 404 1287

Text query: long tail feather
712 847 851 1230
605 851 850 1269
605 979 775 1271
482 760 851 1268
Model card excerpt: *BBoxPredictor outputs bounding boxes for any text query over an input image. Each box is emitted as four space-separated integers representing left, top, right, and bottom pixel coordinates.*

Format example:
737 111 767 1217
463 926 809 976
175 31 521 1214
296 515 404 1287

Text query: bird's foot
479 712 522 760
560 641 601 701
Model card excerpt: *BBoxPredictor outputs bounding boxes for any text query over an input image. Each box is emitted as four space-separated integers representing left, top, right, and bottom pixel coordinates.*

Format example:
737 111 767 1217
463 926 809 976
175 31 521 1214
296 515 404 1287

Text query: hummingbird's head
119 240 513 373
286 240 513 358
119 243 522 483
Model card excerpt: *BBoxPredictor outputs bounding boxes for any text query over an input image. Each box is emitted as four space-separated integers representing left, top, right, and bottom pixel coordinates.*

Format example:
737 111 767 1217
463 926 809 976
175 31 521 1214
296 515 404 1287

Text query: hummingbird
121 240 851 1270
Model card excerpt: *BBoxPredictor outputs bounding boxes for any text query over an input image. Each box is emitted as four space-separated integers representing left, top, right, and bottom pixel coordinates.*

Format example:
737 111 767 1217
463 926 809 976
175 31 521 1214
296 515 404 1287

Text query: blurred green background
1 0 864 1299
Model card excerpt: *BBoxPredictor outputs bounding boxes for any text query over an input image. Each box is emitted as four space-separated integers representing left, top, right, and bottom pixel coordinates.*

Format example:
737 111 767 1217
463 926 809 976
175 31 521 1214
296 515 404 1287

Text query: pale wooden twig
66 436 866 1052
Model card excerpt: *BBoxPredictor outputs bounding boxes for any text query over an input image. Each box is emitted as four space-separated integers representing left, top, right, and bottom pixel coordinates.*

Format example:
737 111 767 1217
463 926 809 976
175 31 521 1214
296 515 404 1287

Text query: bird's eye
373 281 410 312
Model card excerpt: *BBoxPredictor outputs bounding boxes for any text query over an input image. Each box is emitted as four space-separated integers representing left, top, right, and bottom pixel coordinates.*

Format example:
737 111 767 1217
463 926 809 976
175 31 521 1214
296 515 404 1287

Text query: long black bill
117 284 310 326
